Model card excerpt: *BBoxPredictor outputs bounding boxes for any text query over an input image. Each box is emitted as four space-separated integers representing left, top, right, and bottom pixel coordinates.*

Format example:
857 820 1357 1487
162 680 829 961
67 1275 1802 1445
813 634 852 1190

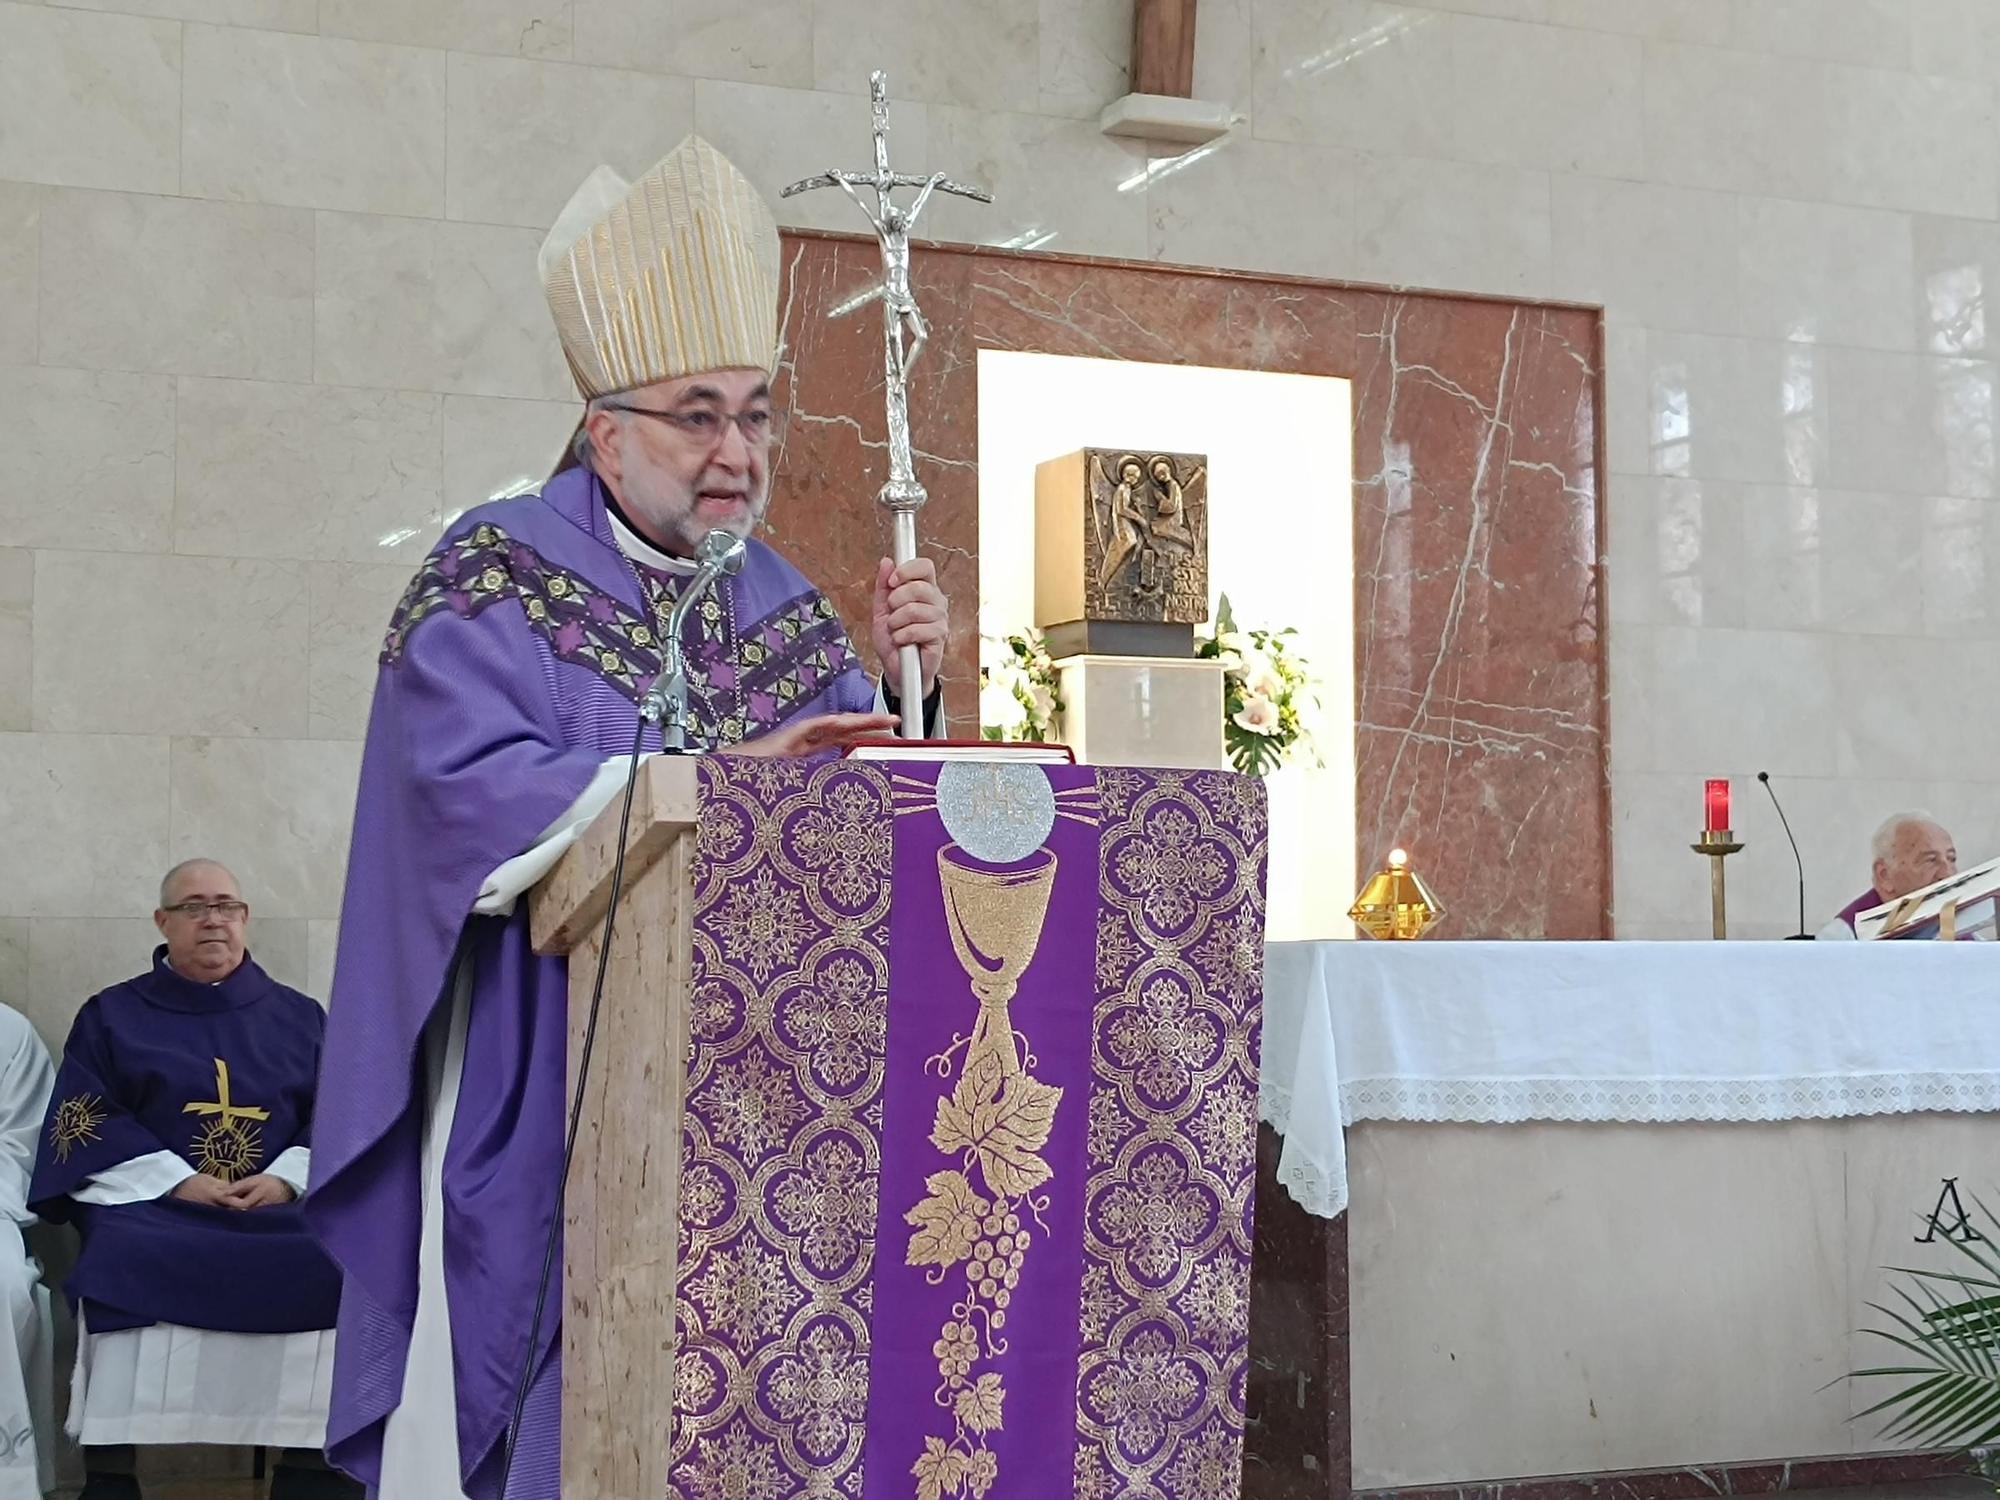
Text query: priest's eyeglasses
604 403 783 450
163 900 249 920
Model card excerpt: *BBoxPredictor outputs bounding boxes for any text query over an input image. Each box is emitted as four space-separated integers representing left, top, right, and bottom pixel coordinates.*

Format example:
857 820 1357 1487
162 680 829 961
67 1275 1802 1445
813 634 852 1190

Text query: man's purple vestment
308 469 874 1496
30 949 338 1336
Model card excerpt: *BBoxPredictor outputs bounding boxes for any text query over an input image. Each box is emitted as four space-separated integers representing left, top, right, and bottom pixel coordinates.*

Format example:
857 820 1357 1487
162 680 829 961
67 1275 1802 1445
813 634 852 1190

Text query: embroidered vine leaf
955 1372 1005 1435
912 1435 967 1500
906 1170 989 1270
931 1075 998 1161
933 1072 1063 1198
957 1038 1008 1110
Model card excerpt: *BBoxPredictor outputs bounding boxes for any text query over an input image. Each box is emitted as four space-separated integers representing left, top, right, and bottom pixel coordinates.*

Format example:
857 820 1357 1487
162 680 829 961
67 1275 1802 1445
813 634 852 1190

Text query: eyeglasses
604 403 782 451
163 900 248 920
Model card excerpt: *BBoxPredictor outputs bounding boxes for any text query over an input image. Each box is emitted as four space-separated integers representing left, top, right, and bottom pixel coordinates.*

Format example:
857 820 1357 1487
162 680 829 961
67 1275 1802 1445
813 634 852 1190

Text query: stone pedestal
1056 654 1225 769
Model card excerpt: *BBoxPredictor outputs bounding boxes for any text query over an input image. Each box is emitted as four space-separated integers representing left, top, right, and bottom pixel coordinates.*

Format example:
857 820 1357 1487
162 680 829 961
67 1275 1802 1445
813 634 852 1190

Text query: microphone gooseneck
501 530 747 1490
1758 770 1809 938
640 529 749 747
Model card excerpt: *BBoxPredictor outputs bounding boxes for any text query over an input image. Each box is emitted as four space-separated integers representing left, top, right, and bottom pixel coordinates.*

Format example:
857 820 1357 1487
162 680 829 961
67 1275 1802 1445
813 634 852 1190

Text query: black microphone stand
1757 771 1812 939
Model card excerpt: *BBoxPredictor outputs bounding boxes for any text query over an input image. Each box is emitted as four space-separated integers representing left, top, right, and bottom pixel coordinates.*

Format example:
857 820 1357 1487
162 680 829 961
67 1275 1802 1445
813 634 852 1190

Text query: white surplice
0 1006 58 1499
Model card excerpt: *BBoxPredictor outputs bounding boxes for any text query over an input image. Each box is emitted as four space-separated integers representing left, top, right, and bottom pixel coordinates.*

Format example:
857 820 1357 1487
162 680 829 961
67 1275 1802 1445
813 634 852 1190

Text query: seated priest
0 1001 58 1500
29 860 357 1500
305 137 951 1499
1819 811 1958 939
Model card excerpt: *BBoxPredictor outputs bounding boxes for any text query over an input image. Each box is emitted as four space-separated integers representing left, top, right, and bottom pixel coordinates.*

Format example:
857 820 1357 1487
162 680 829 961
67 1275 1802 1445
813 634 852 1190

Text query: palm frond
1856 1198 2000 1462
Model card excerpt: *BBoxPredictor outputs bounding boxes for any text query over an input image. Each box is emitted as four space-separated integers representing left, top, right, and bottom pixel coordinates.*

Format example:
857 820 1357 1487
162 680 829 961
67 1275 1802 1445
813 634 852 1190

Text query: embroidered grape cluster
967 1205 1033 1331
933 1318 980 1381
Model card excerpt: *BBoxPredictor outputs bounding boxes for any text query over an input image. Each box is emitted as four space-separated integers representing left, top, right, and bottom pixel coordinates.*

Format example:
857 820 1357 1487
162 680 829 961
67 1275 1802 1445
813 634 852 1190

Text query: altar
1259 940 2000 1495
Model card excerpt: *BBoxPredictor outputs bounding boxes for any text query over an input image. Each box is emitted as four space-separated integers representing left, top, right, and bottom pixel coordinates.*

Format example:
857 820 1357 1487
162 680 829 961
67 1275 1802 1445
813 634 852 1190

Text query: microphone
1757 771 1810 939
640 529 747 745
682 527 749 605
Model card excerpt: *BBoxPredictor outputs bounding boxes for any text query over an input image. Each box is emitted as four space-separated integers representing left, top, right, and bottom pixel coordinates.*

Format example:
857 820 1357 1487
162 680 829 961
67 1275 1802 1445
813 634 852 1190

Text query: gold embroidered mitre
539 137 782 400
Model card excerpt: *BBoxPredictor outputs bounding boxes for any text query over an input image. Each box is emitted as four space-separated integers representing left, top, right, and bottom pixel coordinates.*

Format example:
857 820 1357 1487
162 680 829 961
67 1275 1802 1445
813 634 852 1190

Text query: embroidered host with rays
30 859 351 1500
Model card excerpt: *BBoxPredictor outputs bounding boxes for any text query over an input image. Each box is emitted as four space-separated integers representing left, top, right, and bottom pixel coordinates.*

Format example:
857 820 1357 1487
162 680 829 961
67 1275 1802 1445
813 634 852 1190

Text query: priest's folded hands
171 1169 294 1209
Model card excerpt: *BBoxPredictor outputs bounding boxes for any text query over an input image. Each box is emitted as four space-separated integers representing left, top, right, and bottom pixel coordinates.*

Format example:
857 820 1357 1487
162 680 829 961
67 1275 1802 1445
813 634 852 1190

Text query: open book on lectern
843 737 1076 764
1856 852 2000 940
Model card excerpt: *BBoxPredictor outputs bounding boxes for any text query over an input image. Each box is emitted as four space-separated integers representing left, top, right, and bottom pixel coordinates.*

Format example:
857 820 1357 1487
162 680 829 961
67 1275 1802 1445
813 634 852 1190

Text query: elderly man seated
29 860 356 1499
1819 811 1958 939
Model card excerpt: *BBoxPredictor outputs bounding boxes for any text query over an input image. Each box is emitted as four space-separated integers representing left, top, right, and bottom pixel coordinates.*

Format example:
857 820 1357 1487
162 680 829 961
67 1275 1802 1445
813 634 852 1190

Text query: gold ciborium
1348 848 1445 940
938 845 1058 1082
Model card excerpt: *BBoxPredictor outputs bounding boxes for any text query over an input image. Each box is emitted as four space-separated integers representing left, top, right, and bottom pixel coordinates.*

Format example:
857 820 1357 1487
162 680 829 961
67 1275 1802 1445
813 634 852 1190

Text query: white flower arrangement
979 629 1065 742
1196 595 1318 778
981 601 1317 776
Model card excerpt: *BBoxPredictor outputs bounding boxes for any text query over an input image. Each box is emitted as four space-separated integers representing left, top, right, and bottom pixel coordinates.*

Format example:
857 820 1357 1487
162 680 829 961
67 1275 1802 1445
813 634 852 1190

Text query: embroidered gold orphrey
904 838 1065 1500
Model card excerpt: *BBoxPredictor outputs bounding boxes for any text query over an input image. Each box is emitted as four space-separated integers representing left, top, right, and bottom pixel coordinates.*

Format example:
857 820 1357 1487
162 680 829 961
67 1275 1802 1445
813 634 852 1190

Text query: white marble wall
0 0 1992 1033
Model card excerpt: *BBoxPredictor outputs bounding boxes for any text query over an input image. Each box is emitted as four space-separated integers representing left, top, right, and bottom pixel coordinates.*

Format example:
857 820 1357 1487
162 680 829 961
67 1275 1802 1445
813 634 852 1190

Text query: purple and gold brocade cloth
672 757 1268 1500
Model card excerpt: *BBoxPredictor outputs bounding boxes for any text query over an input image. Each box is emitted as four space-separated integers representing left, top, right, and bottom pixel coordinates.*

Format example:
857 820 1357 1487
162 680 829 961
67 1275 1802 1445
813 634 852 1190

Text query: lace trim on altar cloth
1257 1071 2000 1220
1333 1071 2000 1124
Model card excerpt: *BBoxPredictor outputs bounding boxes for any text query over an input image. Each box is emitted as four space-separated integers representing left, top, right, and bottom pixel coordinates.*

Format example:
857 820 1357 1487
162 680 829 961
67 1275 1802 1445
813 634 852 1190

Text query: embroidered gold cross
182 1059 271 1129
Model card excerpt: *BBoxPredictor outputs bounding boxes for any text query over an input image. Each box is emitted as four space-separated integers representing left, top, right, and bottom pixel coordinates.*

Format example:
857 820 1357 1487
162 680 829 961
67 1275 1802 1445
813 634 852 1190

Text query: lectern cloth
310 465 875 1497
670 758 1267 1500
1261 939 2000 1219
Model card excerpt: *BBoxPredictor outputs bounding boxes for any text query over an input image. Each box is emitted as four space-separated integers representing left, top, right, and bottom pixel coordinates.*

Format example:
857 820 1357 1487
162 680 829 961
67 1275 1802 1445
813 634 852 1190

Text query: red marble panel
773 232 1607 1500
776 230 1610 940
768 235 979 704
1349 298 1608 939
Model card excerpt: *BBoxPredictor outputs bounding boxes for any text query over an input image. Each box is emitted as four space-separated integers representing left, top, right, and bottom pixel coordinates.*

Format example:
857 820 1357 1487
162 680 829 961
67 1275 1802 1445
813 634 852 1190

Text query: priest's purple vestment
30 949 338 1337
308 469 876 1497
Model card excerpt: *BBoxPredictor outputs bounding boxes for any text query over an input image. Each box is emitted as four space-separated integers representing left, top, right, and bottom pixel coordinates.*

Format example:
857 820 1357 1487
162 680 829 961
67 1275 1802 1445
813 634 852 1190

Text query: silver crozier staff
783 70 992 740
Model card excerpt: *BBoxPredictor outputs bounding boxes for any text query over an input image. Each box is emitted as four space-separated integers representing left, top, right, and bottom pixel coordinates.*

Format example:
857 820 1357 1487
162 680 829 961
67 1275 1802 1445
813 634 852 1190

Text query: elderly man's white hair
159 857 238 908
571 394 624 475
1872 811 1943 863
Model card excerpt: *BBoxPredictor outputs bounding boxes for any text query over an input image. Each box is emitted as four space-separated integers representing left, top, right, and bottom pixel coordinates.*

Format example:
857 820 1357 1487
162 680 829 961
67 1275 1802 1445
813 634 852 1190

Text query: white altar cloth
1259 940 2000 1217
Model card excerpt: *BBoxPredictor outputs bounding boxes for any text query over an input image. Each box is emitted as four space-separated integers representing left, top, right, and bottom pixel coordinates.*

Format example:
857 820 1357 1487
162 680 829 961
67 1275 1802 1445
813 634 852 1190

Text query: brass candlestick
1691 830 1744 940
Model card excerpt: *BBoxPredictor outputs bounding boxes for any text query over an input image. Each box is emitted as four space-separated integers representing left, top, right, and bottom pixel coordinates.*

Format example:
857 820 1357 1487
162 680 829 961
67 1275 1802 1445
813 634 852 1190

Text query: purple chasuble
29 948 338 1336
1833 887 1886 933
308 469 873 1497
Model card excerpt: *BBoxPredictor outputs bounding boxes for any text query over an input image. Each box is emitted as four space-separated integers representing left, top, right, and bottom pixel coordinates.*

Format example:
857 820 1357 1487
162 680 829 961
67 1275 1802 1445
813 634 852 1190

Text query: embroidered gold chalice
938 846 1058 1084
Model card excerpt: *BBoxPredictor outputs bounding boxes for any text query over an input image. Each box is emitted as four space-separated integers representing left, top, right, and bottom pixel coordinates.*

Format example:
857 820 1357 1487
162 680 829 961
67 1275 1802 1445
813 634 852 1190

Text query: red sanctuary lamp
1691 777 1744 939
1704 778 1730 836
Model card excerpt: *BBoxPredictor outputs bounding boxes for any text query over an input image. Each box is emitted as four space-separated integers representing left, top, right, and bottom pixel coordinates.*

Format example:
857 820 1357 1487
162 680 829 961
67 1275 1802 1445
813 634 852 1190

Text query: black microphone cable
497 705 653 1495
